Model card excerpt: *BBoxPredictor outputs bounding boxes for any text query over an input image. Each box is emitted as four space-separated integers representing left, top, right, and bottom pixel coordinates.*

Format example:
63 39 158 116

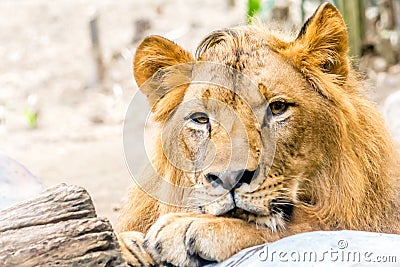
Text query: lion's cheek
178 126 210 163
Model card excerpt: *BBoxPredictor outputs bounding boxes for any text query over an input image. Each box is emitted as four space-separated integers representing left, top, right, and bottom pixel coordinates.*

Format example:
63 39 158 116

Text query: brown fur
118 3 400 266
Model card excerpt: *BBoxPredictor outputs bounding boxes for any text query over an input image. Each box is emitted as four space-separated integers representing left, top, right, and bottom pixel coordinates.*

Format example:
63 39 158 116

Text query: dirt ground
1 0 399 227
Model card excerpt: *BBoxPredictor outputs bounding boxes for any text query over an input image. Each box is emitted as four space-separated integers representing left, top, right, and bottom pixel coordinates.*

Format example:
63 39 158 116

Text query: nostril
238 169 256 186
206 169 257 190
206 173 224 187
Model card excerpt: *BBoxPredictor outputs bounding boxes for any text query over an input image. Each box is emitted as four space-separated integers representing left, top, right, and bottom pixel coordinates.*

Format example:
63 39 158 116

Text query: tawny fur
118 3 400 266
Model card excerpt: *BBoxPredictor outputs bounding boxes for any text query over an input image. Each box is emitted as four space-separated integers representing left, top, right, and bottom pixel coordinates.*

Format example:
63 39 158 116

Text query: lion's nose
206 169 256 190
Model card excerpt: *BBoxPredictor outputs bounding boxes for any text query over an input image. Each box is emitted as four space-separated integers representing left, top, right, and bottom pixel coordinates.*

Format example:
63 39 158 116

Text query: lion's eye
270 101 289 116
189 112 209 124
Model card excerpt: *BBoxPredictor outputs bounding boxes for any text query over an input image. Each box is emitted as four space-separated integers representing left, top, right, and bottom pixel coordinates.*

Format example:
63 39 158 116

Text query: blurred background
0 0 399 226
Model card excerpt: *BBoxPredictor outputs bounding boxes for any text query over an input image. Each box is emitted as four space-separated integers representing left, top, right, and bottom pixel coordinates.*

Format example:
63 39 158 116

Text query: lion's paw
118 231 158 267
144 213 230 267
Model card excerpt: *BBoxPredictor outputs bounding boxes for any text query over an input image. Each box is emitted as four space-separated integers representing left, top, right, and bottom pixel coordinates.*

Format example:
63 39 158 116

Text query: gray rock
214 230 400 267
0 152 44 210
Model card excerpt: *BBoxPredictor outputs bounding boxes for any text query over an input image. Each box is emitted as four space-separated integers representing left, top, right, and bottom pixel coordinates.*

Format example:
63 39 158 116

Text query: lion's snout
205 169 257 191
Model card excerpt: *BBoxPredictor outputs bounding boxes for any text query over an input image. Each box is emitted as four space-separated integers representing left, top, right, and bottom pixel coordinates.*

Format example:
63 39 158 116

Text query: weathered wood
0 184 127 267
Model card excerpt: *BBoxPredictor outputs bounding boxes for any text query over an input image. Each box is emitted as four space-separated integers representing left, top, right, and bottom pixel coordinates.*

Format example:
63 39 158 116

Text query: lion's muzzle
205 169 257 190
202 168 294 230
203 168 266 215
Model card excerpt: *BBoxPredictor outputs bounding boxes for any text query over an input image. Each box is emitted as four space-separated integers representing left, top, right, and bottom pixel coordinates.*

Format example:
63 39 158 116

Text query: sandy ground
1 0 399 227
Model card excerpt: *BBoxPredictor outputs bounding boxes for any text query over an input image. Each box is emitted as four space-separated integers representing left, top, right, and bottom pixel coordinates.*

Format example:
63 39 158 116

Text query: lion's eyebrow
256 83 279 104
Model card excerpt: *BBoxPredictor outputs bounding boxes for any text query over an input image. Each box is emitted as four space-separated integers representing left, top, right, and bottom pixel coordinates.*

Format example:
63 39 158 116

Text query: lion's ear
284 3 349 82
133 35 194 106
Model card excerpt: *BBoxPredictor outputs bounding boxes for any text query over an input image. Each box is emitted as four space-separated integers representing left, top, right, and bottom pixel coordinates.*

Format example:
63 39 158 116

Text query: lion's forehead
197 28 277 67
182 84 263 124
195 28 310 101
184 60 307 111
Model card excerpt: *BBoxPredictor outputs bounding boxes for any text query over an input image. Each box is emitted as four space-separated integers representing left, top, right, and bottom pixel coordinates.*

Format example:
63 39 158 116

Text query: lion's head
124 3 400 234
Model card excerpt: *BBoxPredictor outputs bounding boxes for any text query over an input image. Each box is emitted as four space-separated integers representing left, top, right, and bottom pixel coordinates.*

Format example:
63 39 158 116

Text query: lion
117 3 400 266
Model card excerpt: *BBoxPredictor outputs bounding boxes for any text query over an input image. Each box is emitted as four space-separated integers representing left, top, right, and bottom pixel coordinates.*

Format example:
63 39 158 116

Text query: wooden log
0 184 127 267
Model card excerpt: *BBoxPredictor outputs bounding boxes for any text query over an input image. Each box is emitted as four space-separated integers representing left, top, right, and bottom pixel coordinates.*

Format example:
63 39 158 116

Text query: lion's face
133 5 352 231
157 49 336 230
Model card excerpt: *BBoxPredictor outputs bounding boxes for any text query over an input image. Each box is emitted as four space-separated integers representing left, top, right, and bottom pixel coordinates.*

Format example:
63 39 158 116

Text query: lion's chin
222 207 290 231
